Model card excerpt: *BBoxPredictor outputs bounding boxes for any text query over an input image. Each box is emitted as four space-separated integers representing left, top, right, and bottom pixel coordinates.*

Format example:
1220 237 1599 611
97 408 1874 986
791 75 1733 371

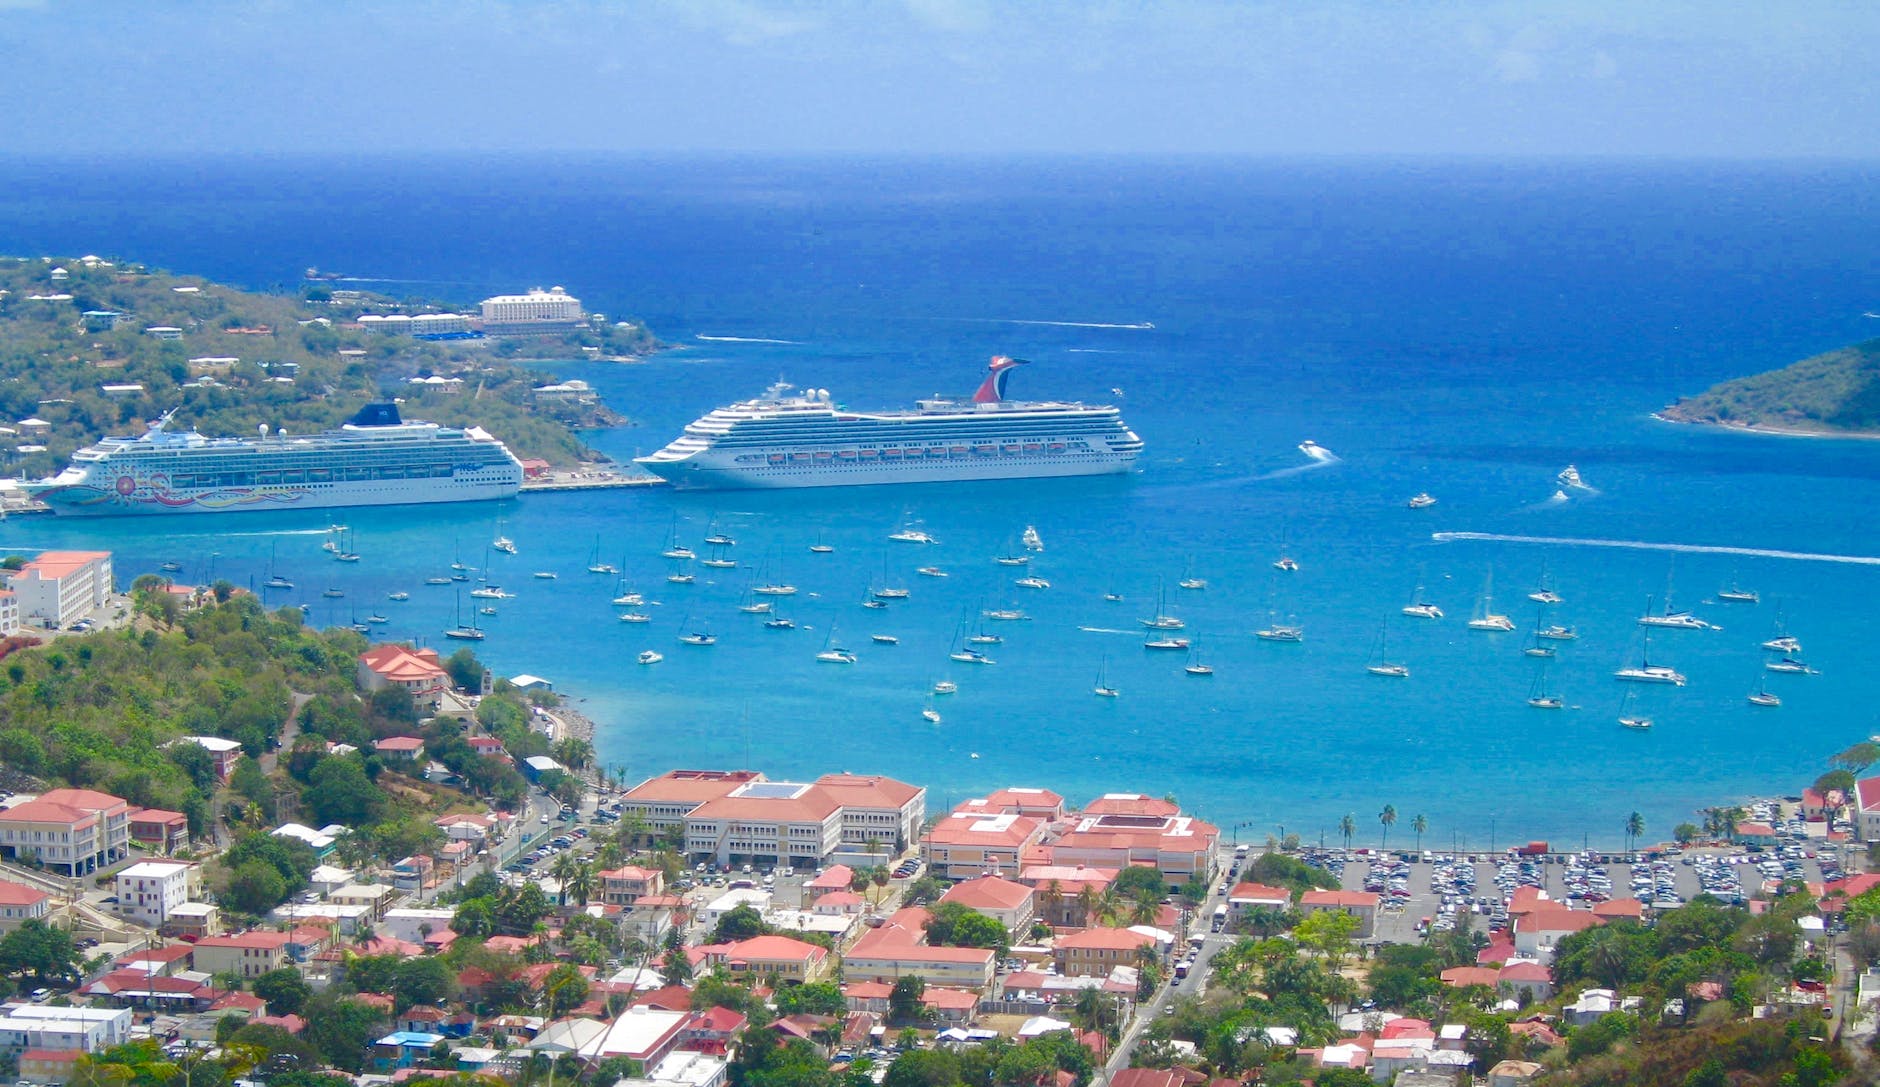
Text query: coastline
1652 410 1880 441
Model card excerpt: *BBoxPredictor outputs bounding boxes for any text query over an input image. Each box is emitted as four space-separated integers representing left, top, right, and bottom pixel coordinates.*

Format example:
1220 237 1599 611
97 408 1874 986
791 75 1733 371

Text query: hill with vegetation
1661 338 1880 436
0 255 661 473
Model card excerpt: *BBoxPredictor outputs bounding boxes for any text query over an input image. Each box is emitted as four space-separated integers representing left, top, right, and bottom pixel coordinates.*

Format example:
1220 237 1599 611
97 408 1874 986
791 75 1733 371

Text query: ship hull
638 449 1136 490
29 471 520 516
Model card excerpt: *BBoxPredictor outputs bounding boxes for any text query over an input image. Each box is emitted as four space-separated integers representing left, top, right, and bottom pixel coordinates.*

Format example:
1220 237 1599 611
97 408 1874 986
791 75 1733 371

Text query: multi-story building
629 769 923 869
128 808 189 854
620 770 766 838
114 860 201 928
0 589 18 636
599 865 665 906
0 880 51 932
0 1005 132 1054
4 550 112 629
842 907 997 989
1052 927 1158 978
191 931 290 978
685 782 843 868
0 788 131 874
922 809 1047 880
358 645 451 712
816 773 926 863
479 287 585 335
173 736 243 781
1017 865 1118 928
1045 800 1219 891
697 934 831 984
937 875 1036 935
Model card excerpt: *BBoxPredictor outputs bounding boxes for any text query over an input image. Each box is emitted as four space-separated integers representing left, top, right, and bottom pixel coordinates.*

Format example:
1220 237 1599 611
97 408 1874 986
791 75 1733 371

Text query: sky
0 0 1876 157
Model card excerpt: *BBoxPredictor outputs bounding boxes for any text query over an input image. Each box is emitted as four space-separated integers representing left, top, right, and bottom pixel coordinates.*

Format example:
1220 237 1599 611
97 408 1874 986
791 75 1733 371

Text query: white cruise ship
636 357 1143 489
27 403 523 515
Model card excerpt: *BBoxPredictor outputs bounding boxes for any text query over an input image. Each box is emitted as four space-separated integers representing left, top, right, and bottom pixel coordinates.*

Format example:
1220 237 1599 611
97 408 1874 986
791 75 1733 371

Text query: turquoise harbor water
2 155 1879 848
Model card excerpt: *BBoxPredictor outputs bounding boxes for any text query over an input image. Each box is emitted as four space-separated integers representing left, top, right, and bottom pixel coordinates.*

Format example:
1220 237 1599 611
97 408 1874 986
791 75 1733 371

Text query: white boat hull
30 465 519 515
637 448 1136 490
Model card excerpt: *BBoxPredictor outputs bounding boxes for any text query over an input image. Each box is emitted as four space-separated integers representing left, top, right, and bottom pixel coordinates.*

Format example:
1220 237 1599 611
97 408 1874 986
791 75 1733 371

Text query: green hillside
0 256 660 472
1662 338 1880 435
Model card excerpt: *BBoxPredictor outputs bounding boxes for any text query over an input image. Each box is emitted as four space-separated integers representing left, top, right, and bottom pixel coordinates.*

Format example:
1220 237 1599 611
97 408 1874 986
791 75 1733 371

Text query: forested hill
1661 338 1880 435
0 256 661 472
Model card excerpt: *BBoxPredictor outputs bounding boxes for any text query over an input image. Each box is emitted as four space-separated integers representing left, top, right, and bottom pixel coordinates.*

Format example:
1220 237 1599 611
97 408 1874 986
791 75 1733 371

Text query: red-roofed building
845 906 997 988
357 645 450 711
1591 898 1646 920
599 865 664 906
1081 794 1180 819
469 735 506 757
6 550 112 629
1053 926 1157 977
1497 960 1555 1002
1047 805 1219 891
938 875 1036 933
1821 873 1880 913
1298 889 1381 938
19 1049 82 1085
701 934 831 984
920 987 979 1025
682 1005 747 1054
1515 908 1604 960
814 773 927 865
632 986 696 1012
1018 865 1118 927
1509 1020 1562 1048
1440 966 1502 990
842 981 894 1013
1110 1069 1187 1087
1226 882 1293 924
621 769 767 835
192 931 290 978
1506 887 1553 917
374 736 426 760
1732 822 1778 844
129 808 189 854
961 787 1067 821
0 787 131 874
0 878 52 932
923 809 1048 880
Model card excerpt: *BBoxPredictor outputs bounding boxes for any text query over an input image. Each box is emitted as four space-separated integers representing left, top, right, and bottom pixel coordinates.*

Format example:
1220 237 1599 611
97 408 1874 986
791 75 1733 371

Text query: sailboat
703 522 736 547
933 679 958 695
1765 657 1818 675
264 543 294 590
1401 582 1442 620
1022 525 1044 552
1466 569 1514 631
921 703 942 724
808 531 834 555
586 536 617 575
1272 531 1299 572
816 625 858 664
1526 562 1562 605
1748 677 1781 707
1139 581 1185 630
762 615 795 630
1184 648 1214 676
491 519 517 555
1366 619 1409 677
443 591 484 641
676 615 716 646
1760 606 1802 654
1093 656 1119 698
1636 593 1709 630
1522 611 1557 658
948 623 996 665
321 524 344 554
1526 663 1564 709
872 556 910 600
1613 635 1686 686
1618 689 1652 731
737 589 774 615
334 526 360 563
659 516 694 561
887 514 936 544
1716 568 1758 604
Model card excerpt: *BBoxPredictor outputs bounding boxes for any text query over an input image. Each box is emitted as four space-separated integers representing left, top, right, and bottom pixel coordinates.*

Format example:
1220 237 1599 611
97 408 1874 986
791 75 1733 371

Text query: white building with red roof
621 769 767 835
5 549 112 628
1046 806 1219 891
702 934 832 984
357 645 450 711
1227 882 1294 923
669 771 926 868
1053 926 1158 977
1854 776 1880 841
814 772 927 864
938 875 1037 934
0 787 131 874
192 930 291 978
844 906 997 988
959 787 1067 821
1298 889 1381 938
1018 864 1119 928
0 879 51 931
599 865 665 906
923 809 1048 880
1514 908 1605 961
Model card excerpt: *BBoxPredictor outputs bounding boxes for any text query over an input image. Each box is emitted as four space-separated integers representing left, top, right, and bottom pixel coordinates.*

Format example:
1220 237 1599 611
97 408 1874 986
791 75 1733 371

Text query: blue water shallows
2 154 1878 849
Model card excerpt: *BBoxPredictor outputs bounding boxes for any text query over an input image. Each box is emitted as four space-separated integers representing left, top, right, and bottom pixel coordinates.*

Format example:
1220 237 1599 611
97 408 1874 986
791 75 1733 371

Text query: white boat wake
1078 626 1136 635
1433 531 1880 566
695 335 800 344
960 318 1155 331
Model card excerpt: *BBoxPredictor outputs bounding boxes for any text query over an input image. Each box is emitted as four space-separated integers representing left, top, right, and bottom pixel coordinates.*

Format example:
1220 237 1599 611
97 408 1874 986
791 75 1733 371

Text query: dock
520 470 668 493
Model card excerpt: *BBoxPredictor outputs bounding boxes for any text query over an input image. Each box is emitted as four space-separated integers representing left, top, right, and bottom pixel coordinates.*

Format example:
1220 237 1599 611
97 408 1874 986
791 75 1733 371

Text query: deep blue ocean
3 154 1878 850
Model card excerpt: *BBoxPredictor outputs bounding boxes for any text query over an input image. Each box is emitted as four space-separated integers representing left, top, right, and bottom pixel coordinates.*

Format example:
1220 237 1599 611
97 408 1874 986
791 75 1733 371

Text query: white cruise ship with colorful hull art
27 403 524 515
636 357 1143 489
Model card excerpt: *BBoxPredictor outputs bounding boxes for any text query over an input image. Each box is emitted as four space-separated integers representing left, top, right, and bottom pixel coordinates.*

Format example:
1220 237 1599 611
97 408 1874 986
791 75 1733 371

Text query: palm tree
1411 814 1428 851
551 736 594 773
1075 885 1102 927
1624 812 1645 853
1338 813 1356 850
566 859 597 907
1379 805 1397 849
549 852 583 907
1040 879 1065 928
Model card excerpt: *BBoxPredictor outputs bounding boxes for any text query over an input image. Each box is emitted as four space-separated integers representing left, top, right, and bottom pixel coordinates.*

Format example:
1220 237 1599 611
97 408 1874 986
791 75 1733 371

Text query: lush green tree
888 975 926 1024
0 919 80 983
253 967 312 1016
1564 1011 1638 1062
660 945 695 987
541 962 589 1017
223 860 290 915
882 1050 960 1087
1294 908 1360 970
306 755 384 826
774 981 847 1017
923 902 1011 956
712 904 773 943
1625 811 1646 851
394 955 457 1011
1112 865 1168 899
1338 813 1356 849
303 993 388 1073
1244 852 1340 898
1410 813 1428 851
444 648 484 692
1378 804 1397 849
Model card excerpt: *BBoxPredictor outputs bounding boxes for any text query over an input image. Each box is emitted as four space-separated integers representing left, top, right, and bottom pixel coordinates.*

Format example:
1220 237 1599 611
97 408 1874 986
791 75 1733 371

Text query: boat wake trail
1078 626 1136 635
695 335 800 345
959 318 1155 331
1433 532 1880 566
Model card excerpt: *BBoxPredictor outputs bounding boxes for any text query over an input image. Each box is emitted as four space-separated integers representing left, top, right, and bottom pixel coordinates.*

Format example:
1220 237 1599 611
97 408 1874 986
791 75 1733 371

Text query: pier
520 470 667 493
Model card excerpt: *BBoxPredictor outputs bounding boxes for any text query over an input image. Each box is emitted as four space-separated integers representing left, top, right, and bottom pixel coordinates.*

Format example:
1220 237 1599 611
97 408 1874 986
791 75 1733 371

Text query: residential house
1226 882 1294 925
173 737 243 781
128 809 189 854
600 865 665 906
357 645 451 712
373 736 426 763
700 935 831 984
162 902 221 940
1514 908 1604 962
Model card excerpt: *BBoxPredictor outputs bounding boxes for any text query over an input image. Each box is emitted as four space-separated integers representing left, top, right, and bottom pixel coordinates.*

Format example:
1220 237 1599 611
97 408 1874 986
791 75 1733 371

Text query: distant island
1660 337 1880 437
0 255 662 473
